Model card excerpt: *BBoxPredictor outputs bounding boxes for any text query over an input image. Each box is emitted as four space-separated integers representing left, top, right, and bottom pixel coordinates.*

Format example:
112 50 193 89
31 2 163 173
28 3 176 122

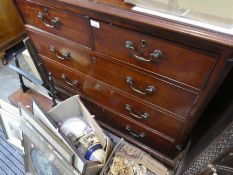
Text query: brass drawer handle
125 125 145 138
126 76 156 95
125 104 150 119
49 46 70 60
61 74 79 86
125 41 162 62
37 9 60 28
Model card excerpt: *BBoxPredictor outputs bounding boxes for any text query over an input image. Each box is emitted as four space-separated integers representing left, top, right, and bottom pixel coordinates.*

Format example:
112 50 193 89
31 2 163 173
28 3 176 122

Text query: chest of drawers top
16 0 233 48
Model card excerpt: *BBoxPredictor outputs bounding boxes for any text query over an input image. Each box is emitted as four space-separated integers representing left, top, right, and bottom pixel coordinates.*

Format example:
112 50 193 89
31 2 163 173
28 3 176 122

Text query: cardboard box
20 95 111 175
100 139 168 175
33 95 111 175
47 95 112 175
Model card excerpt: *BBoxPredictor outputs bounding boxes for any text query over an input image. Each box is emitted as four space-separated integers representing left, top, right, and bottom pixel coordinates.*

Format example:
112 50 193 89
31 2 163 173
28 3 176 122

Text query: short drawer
92 21 218 89
16 0 91 47
41 56 184 139
30 30 197 118
28 29 92 69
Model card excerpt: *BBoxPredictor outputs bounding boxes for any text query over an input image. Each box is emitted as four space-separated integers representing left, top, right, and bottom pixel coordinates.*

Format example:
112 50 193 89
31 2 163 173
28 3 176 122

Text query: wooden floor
0 129 25 175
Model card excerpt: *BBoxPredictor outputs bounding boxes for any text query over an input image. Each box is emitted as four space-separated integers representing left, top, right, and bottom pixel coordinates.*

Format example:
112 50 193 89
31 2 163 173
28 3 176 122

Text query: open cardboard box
100 139 168 175
47 95 112 174
20 95 112 175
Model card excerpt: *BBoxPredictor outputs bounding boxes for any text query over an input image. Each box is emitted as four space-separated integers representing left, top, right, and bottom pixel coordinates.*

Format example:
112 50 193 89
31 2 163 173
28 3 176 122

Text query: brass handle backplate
49 46 70 60
125 40 163 62
125 125 145 138
61 74 79 86
125 104 150 119
126 76 156 95
37 8 60 28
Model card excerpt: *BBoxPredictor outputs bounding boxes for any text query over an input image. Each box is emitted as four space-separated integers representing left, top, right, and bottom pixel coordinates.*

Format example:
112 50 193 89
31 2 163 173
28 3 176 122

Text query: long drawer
89 103 174 155
29 30 197 118
41 56 184 139
92 21 218 89
83 96 180 160
16 0 91 47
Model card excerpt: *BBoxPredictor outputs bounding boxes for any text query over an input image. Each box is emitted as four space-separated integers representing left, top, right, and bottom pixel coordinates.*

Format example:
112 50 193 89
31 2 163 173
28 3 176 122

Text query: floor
0 59 22 102
0 51 38 175
0 129 25 175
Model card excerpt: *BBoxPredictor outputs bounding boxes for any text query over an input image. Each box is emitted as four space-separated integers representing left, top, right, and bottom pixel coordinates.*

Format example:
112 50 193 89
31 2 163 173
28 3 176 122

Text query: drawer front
28 29 92 71
106 114 173 155
86 101 173 155
17 0 91 47
41 56 183 139
30 30 197 118
92 21 217 89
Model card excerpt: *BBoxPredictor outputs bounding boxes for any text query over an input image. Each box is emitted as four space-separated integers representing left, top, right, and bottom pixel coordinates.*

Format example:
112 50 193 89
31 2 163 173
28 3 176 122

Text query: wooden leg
2 58 8 65
13 53 29 92
0 51 8 65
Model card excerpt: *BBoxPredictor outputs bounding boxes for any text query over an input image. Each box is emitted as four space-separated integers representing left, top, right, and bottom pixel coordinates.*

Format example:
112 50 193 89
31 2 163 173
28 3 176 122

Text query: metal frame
182 102 233 175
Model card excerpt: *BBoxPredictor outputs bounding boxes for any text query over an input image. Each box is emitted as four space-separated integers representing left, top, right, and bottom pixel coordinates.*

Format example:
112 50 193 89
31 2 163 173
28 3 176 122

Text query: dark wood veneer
28 29 198 118
41 56 176 155
16 0 91 47
19 0 233 50
59 89 178 167
97 107 174 155
14 0 233 168
41 56 184 139
92 21 218 89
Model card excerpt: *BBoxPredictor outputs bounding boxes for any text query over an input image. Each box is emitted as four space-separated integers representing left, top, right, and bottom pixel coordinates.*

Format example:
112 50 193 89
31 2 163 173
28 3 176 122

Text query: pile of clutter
19 95 168 175
59 117 105 163
101 140 168 175
20 95 111 175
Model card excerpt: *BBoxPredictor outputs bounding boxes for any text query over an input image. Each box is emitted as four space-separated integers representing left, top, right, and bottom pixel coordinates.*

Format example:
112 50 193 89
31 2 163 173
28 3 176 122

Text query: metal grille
183 125 233 175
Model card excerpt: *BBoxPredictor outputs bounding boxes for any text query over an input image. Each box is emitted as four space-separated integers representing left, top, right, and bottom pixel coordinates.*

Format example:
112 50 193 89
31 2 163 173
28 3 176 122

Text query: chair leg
48 72 57 107
13 53 29 93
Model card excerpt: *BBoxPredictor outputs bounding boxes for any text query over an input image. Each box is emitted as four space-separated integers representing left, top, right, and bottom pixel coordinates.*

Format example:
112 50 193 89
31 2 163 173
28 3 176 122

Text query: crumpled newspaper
108 155 147 175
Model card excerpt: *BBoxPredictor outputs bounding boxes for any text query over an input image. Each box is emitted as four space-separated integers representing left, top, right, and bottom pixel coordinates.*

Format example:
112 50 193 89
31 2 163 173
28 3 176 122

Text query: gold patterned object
78 132 100 148
108 155 150 175
101 140 168 175
109 156 134 175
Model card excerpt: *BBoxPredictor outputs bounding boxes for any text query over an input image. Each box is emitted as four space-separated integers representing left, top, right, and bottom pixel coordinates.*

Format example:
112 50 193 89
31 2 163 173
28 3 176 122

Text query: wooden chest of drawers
14 0 233 167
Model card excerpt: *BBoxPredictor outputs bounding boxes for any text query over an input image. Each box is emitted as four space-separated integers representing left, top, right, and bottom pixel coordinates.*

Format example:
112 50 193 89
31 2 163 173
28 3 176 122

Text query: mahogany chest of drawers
14 0 233 168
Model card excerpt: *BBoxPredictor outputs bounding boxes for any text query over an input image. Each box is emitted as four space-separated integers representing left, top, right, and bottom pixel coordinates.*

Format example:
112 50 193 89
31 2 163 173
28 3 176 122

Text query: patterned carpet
0 129 25 175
